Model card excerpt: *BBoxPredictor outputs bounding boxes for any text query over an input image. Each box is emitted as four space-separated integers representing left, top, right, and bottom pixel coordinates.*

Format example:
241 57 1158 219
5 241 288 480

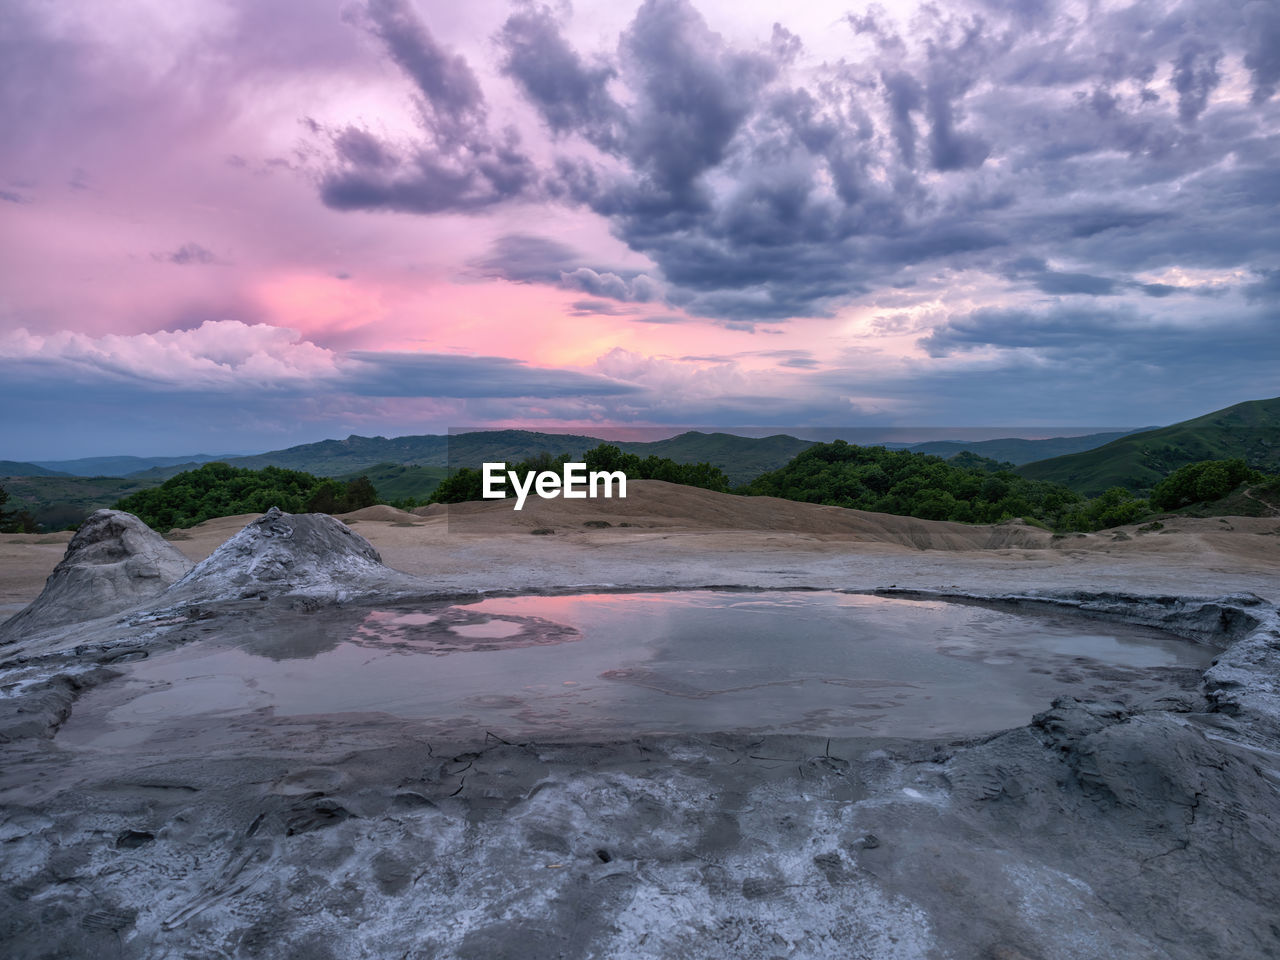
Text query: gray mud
2 512 1279 959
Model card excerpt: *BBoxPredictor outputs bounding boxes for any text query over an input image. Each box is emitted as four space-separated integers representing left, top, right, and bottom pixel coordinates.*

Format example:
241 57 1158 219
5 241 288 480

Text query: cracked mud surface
2 500 1279 959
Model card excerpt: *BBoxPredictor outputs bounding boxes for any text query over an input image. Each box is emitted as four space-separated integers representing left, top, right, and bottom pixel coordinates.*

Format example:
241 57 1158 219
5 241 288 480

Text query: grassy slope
1017 397 1280 495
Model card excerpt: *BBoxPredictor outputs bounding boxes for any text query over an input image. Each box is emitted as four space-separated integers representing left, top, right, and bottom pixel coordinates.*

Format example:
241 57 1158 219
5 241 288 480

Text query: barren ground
1 482 1278 959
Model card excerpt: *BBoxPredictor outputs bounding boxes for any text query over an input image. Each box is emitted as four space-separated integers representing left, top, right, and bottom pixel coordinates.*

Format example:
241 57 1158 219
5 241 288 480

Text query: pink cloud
0 320 340 388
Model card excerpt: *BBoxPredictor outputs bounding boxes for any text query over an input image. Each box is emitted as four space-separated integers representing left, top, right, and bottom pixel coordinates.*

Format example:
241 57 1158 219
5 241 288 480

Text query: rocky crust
0 510 192 642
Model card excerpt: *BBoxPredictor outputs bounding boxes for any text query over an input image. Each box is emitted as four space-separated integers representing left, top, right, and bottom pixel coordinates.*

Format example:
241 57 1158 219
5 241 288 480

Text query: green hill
1017 397 1280 495
0 461 71 478
33 454 228 477
333 463 449 503
0 475 158 529
908 430 1143 466
124 430 819 486
130 431 607 480
617 432 816 486
115 463 378 530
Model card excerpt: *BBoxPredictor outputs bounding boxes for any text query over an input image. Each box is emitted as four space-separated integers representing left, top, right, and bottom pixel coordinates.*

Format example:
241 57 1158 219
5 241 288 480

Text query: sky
1 0 1278 459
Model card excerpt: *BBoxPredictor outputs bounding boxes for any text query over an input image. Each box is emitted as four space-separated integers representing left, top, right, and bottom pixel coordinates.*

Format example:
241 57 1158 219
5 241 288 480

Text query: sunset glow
2 0 1278 457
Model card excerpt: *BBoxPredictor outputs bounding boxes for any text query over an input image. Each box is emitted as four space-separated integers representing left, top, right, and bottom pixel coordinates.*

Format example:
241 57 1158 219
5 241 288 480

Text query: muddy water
60 592 1212 746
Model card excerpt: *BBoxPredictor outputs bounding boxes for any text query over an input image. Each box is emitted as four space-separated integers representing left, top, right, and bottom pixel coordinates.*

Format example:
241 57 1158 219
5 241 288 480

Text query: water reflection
61 591 1213 745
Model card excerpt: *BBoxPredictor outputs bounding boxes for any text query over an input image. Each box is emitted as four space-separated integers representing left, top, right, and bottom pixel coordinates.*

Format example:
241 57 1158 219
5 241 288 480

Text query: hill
908 430 1143 466
32 454 228 477
0 476 158 529
333 463 449 503
0 461 70 478
114 462 378 530
617 432 815 486
1017 396 1280 495
130 431 605 479
121 430 820 485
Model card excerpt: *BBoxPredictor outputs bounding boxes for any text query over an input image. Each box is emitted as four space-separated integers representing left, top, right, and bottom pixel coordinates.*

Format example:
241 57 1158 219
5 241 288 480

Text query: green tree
0 483 39 533
1149 459 1261 511
114 463 385 530
428 445 729 505
741 441 1118 530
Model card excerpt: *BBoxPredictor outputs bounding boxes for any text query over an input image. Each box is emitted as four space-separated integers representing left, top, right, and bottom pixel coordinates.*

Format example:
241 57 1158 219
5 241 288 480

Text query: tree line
112 463 378 530
3 445 1270 535
426 444 731 505
0 485 39 533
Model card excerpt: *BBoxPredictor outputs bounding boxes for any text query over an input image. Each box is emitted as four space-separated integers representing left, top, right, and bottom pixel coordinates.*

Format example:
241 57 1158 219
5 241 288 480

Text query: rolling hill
31 454 229 477
0 461 70 478
333 463 450 502
908 430 1145 466
127 431 605 480
0 476 158 529
1016 396 1280 495
616 432 817 486
121 430 823 486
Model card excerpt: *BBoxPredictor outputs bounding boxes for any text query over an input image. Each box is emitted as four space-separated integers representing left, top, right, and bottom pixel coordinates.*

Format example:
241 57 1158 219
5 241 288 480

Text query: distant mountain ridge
1016 396 1280 495
31 454 233 478
909 430 1150 465
108 427 1137 486
0 461 70 478
15 427 1140 489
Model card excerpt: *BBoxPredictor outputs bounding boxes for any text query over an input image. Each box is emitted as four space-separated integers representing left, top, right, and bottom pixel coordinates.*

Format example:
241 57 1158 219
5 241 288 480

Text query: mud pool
58 591 1211 748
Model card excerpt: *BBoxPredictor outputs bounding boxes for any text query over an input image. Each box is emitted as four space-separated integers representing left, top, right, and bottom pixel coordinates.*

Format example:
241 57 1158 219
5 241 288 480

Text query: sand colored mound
415 479 1057 550
337 504 422 523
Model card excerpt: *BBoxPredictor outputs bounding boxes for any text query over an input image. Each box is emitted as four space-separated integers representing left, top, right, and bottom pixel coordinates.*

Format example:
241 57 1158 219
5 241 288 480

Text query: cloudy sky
2 0 1278 458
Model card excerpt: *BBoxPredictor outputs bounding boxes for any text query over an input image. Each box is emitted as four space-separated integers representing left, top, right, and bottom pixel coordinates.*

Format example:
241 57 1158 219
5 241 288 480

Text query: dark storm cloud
322 0 1280 327
343 351 639 398
1243 269 1280 303
881 71 923 166
568 300 635 317
497 4 622 150
919 304 1280 369
1243 0 1280 103
920 305 1148 357
470 233 580 284
469 233 661 303
1172 39 1222 123
357 0 486 136
998 259 1229 299
559 268 660 302
319 0 537 213
614 0 777 196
